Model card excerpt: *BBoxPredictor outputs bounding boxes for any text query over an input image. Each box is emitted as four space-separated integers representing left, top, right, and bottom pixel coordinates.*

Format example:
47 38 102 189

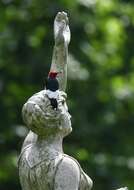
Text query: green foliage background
0 0 134 189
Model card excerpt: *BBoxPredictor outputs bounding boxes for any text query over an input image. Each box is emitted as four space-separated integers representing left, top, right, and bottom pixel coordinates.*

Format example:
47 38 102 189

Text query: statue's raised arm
50 11 70 91
20 12 70 150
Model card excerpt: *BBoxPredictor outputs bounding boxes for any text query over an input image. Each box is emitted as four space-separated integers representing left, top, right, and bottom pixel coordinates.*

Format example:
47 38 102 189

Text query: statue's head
22 90 72 137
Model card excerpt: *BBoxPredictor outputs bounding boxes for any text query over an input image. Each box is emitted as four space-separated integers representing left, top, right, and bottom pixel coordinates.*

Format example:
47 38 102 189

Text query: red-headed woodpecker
45 71 59 110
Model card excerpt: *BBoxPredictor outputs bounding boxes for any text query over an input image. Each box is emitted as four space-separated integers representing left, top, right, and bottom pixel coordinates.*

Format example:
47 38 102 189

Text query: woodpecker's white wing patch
46 90 59 99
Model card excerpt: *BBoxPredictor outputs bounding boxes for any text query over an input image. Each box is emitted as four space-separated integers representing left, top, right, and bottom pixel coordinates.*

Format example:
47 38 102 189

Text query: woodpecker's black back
46 77 59 91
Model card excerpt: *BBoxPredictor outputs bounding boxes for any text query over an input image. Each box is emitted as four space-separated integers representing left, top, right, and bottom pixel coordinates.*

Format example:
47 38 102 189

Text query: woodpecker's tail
49 98 58 110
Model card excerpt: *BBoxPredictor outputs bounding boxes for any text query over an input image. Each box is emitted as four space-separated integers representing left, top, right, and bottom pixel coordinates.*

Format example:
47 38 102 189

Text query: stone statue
18 11 128 190
18 11 93 190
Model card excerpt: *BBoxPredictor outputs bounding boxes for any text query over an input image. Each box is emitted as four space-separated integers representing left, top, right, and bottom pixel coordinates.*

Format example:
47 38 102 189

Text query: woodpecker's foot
54 11 70 45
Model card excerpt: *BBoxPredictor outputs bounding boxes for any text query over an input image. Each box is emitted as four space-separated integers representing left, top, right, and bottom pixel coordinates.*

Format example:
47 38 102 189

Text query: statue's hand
54 11 71 45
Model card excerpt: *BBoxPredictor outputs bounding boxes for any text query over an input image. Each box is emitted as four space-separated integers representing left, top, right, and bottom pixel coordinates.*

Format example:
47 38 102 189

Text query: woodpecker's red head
48 71 58 79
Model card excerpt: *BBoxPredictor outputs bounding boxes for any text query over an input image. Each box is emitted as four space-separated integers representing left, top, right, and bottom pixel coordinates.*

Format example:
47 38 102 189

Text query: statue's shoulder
54 154 80 190
55 154 93 190
19 143 58 169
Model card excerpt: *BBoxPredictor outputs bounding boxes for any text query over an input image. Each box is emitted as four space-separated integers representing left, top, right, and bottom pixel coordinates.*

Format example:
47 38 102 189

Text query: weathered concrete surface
19 12 93 190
